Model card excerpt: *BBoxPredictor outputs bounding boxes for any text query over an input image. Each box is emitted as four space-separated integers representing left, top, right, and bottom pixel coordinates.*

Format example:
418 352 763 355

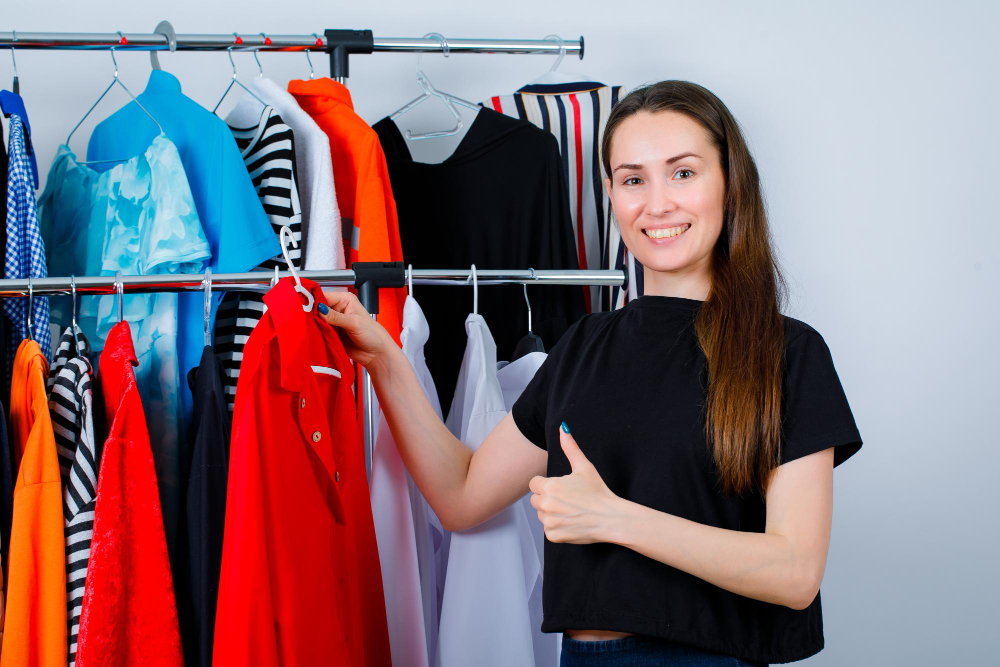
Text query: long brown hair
602 81 788 498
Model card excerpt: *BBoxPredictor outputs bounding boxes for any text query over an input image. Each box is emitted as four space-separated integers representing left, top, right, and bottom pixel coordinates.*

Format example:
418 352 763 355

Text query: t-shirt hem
542 610 823 664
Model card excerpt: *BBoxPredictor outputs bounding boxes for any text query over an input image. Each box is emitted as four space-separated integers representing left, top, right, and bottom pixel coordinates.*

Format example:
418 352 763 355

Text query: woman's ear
604 177 614 208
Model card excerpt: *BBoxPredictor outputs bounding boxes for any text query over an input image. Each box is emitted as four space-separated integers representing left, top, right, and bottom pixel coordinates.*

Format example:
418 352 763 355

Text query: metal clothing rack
0 267 626 483
0 29 583 81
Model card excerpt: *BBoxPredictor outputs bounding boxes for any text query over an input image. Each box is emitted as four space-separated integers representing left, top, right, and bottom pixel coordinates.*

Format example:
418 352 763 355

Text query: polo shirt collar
287 77 354 109
143 69 183 96
263 277 332 392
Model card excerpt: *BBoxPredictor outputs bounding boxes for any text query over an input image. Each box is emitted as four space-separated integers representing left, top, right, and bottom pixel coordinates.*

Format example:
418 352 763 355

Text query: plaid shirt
3 114 51 388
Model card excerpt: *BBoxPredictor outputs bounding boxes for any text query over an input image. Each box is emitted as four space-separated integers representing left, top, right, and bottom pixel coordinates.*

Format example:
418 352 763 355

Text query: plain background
4 1 997 665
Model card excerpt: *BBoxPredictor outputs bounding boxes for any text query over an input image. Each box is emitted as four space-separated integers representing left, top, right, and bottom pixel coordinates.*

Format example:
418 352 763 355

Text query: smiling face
604 110 726 299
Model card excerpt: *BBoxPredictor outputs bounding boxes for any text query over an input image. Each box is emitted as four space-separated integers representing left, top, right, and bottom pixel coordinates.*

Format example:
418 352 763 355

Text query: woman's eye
623 176 643 186
675 169 694 180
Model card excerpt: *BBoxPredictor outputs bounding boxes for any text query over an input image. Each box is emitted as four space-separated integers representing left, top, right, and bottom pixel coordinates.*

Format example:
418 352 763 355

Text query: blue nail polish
318 302 329 315
561 421 570 434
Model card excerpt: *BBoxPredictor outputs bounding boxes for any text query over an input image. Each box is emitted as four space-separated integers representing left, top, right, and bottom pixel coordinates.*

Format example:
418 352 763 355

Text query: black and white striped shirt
47 326 98 667
216 105 303 414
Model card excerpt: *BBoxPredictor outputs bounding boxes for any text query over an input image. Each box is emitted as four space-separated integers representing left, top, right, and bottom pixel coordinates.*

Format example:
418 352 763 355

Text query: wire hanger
66 37 165 158
388 32 481 140
523 282 533 334
203 267 212 347
254 33 267 77
407 263 414 297
114 271 125 324
280 225 314 312
211 34 267 114
10 30 19 95
25 275 34 341
70 275 82 352
305 34 320 79
470 264 479 315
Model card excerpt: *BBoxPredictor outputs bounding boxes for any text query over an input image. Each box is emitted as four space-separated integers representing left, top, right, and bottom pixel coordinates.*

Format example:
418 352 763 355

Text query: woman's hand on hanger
319 290 397 371
529 423 625 545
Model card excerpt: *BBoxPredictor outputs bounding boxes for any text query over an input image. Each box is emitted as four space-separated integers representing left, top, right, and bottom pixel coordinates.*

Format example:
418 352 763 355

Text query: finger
528 475 547 495
559 422 594 473
323 289 368 316
529 493 542 511
315 301 355 331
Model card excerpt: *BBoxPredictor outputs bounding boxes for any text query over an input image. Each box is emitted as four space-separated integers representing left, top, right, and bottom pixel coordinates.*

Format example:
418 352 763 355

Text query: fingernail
561 421 571 434
318 303 329 315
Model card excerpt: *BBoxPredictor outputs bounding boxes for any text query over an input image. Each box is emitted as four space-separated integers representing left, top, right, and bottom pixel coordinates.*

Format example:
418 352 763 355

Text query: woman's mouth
643 223 691 240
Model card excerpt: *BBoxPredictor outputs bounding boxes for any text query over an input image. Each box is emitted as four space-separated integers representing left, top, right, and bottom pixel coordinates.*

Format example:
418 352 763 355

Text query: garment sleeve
510 317 584 451
780 329 863 467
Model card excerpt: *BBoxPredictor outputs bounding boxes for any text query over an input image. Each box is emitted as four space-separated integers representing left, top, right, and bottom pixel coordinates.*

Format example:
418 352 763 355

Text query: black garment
374 108 586 411
511 295 863 665
176 347 230 667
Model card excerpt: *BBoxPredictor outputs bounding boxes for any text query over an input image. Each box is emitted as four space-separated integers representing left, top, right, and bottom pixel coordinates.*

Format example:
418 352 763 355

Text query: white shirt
246 77 345 271
371 295 448 667
436 315 554 666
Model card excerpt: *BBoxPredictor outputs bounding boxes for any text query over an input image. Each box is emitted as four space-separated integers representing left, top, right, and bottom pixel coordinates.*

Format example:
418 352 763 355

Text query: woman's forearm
368 348 473 529
606 499 820 610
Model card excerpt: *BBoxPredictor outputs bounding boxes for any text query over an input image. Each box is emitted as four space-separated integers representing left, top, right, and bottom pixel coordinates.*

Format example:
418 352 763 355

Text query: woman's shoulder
781 313 824 349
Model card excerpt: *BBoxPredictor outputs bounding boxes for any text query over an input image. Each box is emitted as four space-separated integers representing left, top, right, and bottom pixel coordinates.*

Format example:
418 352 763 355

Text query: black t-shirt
374 108 586 411
511 295 862 665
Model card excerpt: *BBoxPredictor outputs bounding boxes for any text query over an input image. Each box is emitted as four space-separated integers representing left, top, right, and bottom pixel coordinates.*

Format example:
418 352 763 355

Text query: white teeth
644 224 690 239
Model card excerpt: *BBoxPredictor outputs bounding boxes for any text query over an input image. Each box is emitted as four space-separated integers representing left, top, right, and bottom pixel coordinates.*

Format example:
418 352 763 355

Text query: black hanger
511 281 545 361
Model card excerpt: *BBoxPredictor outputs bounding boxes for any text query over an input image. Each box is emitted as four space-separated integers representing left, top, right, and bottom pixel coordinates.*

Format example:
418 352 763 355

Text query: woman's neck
640 265 710 301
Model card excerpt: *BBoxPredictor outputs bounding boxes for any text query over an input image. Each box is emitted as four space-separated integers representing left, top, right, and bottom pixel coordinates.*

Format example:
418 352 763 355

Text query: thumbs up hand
528 422 623 545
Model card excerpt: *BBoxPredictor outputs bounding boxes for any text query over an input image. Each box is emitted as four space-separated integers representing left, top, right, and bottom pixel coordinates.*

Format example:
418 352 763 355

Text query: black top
374 108 585 410
511 295 863 665
176 347 231 667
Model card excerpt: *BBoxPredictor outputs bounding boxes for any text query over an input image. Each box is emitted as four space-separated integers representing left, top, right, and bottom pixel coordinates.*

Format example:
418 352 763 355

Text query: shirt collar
287 77 354 109
143 69 183 96
263 277 336 392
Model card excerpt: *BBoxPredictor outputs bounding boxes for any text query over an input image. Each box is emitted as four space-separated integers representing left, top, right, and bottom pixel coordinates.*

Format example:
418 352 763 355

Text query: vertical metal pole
363 313 377 484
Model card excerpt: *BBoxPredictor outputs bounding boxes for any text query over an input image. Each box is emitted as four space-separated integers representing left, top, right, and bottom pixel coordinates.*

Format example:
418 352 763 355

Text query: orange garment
0 340 67 667
288 78 406 346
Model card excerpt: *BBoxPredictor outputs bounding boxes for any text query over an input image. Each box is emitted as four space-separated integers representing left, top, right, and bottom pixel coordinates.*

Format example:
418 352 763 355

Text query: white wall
6 1 998 664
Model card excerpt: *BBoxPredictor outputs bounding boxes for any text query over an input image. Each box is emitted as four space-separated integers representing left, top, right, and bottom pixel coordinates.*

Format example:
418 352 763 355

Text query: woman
318 80 862 666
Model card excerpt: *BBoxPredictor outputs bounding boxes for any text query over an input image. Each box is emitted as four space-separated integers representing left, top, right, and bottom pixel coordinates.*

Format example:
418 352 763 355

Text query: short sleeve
780 329 863 467
511 317 586 451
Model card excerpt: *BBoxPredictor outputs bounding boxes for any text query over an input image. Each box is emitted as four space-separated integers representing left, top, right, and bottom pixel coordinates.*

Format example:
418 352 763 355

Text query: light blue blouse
38 133 211 545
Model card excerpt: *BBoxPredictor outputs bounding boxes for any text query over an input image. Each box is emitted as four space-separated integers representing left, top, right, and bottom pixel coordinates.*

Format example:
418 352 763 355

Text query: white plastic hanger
388 32 481 140
527 34 592 86
66 39 165 161
279 225 314 311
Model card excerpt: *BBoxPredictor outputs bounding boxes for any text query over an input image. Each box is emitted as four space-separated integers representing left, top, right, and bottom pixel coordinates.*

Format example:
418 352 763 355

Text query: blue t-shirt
85 69 280 433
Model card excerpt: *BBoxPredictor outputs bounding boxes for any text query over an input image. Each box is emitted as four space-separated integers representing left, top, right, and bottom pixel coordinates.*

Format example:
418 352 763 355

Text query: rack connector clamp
353 262 405 316
324 29 375 79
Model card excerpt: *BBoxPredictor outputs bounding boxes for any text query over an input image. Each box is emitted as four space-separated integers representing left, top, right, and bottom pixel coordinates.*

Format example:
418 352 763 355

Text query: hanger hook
70 274 82 350
279 225 315 311
255 33 267 77
227 44 237 80
544 34 566 72
407 263 414 297
110 43 120 79
203 267 212 347
115 270 124 324
26 275 34 341
271 264 279 288
10 30 17 79
417 32 448 75
524 268 535 333
307 34 320 79
470 264 478 316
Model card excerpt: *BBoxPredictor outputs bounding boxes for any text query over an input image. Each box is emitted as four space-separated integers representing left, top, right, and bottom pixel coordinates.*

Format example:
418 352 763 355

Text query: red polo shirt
214 278 391 667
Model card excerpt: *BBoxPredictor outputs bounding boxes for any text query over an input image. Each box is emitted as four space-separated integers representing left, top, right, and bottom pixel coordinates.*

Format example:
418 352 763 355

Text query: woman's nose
646 180 678 217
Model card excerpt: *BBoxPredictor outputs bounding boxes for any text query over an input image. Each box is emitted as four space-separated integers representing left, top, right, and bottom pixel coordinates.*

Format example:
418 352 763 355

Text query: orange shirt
288 78 406 346
0 340 67 667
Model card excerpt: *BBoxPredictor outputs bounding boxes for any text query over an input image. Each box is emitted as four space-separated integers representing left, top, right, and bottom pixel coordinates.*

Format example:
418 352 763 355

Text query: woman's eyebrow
612 153 702 174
